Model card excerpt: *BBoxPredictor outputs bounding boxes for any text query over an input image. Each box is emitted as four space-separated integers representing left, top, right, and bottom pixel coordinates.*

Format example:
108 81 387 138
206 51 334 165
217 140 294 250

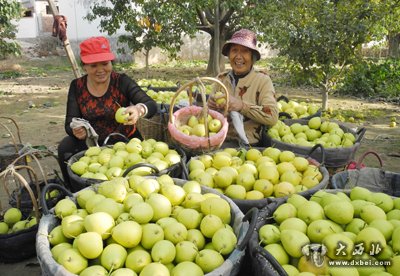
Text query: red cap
79 36 115 64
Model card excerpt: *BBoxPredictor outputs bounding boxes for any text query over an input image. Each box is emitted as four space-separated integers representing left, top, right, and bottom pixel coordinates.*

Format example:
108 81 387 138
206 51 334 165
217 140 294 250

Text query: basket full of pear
248 187 400 275
277 95 322 120
67 138 187 193
0 165 42 263
186 145 329 214
168 77 229 155
36 175 256 276
265 117 367 168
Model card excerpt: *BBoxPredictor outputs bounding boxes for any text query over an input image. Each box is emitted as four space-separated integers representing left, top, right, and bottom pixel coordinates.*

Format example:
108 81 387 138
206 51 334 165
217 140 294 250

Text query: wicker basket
187 145 329 214
36 179 255 276
276 95 322 120
136 106 170 142
263 119 366 169
0 165 41 263
0 117 25 172
168 77 229 155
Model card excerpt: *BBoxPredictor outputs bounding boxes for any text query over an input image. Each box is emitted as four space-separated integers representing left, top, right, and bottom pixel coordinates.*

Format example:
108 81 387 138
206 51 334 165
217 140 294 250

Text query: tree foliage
0 0 22 59
253 0 382 109
85 0 261 74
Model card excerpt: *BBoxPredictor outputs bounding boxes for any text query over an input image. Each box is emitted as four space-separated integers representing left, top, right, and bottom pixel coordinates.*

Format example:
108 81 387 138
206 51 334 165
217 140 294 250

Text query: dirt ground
0 56 399 273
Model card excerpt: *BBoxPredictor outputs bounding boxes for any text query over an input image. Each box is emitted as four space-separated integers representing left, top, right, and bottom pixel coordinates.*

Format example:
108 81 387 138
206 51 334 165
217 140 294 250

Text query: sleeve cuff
240 101 250 115
137 103 148 117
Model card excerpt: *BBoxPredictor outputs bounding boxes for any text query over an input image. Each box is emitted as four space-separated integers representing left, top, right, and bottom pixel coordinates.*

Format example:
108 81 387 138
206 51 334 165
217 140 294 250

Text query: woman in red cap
209 29 279 147
57 36 157 190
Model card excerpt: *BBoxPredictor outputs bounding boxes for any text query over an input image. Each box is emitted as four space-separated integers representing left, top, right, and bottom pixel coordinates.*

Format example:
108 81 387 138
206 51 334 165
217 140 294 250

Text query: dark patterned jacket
65 72 157 143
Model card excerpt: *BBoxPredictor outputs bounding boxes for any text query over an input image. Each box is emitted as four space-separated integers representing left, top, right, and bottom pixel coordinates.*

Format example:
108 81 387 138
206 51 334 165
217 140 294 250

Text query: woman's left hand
123 105 145 125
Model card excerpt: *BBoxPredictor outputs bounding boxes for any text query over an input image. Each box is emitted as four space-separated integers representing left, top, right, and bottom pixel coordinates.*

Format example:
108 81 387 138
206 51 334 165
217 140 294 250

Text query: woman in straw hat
57 36 157 189
209 29 279 147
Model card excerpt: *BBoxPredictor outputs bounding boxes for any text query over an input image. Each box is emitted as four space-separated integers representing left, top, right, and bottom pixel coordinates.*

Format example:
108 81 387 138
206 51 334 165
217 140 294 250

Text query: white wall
15 16 38 38
57 1 109 41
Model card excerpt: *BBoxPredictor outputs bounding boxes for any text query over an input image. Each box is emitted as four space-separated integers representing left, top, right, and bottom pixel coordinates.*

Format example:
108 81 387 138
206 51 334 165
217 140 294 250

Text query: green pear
351 199 374 217
282 264 299 276
297 201 325 225
323 233 354 260
376 243 394 261
387 255 400 275
324 200 354 225
342 231 357 242
368 192 394 213
286 193 308 210
335 191 351 202
393 197 400 209
355 253 386 276
390 219 400 229
387 209 400 220
273 203 297 224
328 266 360 276
297 255 328 275
345 218 367 235
309 190 328 204
369 219 394 241
350 186 371 201
307 219 343 243
319 193 341 208
280 229 310 258
279 217 308 234
258 224 281 245
392 226 400 253
359 204 386 223
355 227 386 254
264 243 289 265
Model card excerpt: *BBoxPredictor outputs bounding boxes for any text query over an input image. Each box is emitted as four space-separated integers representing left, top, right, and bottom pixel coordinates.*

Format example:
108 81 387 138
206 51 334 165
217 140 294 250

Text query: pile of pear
277 99 320 119
258 187 400 275
48 175 238 275
187 147 323 201
267 117 357 148
69 138 182 181
0 207 37 234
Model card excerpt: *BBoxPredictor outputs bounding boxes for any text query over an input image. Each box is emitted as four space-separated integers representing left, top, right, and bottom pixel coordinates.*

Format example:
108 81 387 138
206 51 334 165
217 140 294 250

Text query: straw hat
222 29 261 61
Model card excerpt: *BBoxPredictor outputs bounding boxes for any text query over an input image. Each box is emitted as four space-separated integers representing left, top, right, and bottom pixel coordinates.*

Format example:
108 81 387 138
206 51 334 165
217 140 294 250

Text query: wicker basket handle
277 95 289 103
40 183 73 215
0 116 22 153
237 207 259 251
0 165 41 222
356 150 383 169
168 77 230 126
122 162 160 177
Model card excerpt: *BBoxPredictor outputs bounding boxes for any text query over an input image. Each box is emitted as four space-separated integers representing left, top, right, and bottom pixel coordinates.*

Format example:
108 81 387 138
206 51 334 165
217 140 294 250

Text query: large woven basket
263 119 366 168
331 151 400 196
36 179 256 276
0 165 41 263
168 77 229 155
187 145 329 214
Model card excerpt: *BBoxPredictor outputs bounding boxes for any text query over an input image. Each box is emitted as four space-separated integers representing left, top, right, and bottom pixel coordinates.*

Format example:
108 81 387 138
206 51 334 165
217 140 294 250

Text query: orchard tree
85 0 260 75
373 0 400 58
253 0 381 110
0 0 22 59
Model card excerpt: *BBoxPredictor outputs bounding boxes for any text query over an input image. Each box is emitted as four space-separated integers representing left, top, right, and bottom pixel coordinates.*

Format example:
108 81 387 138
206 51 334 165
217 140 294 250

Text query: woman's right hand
72 126 87 140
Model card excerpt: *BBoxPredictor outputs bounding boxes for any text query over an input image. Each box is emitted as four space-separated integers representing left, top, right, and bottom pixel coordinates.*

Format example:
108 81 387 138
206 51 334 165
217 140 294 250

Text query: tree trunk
145 49 150 78
388 32 400 58
206 36 226 76
321 87 329 111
